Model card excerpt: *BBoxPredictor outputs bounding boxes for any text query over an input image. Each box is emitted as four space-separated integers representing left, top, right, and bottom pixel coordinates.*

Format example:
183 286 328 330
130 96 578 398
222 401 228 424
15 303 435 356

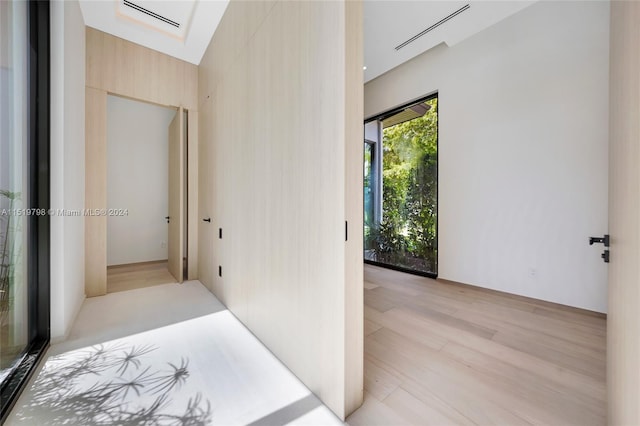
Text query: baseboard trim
51 293 86 345
436 277 606 319
107 259 168 269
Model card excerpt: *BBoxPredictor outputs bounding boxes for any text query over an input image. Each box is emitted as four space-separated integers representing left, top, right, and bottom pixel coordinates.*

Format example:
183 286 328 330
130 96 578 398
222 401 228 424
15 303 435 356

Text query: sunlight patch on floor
7 282 342 425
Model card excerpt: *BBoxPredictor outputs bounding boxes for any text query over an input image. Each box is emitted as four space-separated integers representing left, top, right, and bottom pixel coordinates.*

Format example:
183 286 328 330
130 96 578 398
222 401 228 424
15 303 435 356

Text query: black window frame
363 92 439 279
0 0 51 421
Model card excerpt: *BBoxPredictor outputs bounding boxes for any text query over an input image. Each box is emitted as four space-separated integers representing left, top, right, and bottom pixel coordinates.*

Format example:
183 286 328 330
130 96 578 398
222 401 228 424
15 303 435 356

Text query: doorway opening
105 95 187 292
364 94 438 277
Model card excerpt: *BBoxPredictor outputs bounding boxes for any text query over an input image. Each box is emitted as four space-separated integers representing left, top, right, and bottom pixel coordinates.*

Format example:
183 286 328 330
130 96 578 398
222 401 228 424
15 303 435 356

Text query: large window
0 1 50 420
364 95 438 277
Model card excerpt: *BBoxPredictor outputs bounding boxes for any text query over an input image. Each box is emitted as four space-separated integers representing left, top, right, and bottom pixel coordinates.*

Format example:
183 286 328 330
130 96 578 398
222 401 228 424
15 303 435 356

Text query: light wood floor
106 261 176 293
347 265 606 426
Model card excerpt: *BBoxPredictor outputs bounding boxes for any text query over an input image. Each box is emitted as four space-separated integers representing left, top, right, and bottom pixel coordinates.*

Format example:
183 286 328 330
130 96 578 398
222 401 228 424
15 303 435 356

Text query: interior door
168 107 184 283
197 97 214 290
608 2 640 424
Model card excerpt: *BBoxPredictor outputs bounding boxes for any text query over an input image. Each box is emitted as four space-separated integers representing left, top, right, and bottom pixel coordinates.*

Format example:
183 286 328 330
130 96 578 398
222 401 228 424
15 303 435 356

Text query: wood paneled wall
85 87 107 297
86 27 197 110
187 112 198 281
344 1 364 415
608 2 640 424
85 28 199 296
198 0 363 419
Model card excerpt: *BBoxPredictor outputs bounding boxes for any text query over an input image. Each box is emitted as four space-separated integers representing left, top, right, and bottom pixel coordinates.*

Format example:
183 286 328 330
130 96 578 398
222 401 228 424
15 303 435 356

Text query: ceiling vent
123 0 180 28
395 4 470 51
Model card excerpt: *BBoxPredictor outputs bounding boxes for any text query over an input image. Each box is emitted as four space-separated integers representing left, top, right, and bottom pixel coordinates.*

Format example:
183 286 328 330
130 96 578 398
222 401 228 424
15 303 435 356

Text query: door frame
363 92 439 279
607 2 640 424
85 92 198 296
167 106 185 283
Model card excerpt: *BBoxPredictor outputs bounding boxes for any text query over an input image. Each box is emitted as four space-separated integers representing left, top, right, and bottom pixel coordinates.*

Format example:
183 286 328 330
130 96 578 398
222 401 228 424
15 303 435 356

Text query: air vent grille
123 0 180 28
395 4 470 51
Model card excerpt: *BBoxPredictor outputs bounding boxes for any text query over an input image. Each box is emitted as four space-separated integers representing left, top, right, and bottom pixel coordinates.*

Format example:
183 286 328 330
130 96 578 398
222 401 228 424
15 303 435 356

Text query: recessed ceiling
78 0 229 65
364 0 537 83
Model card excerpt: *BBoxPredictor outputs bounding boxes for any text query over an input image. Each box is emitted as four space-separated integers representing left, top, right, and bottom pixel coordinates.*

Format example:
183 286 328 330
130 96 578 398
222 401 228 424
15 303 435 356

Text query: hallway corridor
6 282 342 425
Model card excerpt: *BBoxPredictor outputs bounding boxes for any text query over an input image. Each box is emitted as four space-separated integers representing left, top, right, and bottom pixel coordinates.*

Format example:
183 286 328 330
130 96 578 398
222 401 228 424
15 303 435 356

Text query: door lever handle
589 234 609 247
203 218 211 223
590 234 610 264
165 216 170 224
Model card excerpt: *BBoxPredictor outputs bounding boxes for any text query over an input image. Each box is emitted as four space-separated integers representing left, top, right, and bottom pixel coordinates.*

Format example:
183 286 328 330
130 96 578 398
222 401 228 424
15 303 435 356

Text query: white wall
106 95 176 266
365 1 609 313
50 0 86 340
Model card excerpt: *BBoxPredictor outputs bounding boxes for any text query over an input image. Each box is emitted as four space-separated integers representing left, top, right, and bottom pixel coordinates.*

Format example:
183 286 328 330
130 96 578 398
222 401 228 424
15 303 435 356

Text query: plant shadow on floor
13 343 212 425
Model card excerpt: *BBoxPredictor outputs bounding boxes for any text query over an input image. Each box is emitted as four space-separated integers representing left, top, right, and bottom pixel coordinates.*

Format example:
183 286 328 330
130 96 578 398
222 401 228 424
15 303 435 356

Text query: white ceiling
79 0 535 77
364 1 536 82
78 0 229 65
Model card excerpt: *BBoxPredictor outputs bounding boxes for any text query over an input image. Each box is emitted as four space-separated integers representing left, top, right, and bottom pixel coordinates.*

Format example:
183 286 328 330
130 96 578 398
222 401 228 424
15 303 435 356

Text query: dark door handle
165 216 170 223
589 234 610 263
203 218 211 223
589 234 609 247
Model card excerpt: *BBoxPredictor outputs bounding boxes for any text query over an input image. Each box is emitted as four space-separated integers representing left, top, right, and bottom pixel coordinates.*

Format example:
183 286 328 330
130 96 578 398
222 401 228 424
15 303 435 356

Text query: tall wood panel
607 2 640 424
187 111 198 280
197 96 214 291
85 28 198 296
167 108 184 283
344 0 364 415
85 87 107 297
198 0 363 419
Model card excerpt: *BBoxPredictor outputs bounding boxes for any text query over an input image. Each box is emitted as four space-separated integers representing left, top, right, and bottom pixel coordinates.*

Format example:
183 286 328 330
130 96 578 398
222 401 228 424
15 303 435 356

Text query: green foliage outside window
365 98 438 273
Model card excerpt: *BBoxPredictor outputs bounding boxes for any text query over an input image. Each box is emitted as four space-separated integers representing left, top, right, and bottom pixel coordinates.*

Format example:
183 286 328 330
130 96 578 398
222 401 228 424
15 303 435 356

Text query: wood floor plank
364 319 382 336
532 305 607 329
348 265 606 426
363 354 401 401
440 342 606 423
491 330 605 382
367 285 460 316
364 281 380 290
365 336 542 425
364 288 399 313
399 375 532 426
440 328 606 402
383 387 475 426
107 260 176 293
453 304 606 360
368 312 448 352
346 392 411 426
466 299 607 342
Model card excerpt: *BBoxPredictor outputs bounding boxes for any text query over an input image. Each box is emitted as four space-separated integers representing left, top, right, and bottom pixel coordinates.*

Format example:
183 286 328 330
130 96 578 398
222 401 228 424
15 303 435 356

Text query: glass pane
364 142 374 251
365 97 438 275
0 0 30 383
